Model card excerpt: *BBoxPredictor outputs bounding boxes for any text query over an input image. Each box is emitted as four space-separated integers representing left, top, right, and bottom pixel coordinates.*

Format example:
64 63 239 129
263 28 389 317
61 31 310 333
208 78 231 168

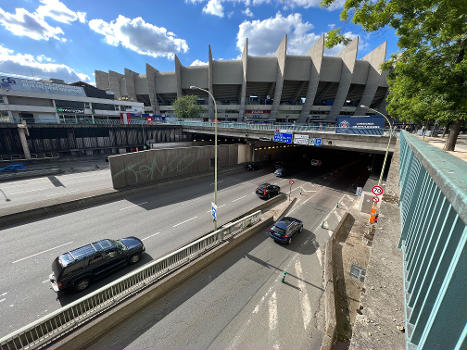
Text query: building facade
95 35 388 124
0 75 144 125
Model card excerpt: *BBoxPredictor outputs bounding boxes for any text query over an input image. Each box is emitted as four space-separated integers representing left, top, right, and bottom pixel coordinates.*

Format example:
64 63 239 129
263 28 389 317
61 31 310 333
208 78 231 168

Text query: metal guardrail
0 210 262 350
398 131 467 350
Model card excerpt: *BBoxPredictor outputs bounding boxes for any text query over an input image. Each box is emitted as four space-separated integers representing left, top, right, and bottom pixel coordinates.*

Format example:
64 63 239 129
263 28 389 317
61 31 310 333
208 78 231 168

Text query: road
84 171 355 350
0 164 335 338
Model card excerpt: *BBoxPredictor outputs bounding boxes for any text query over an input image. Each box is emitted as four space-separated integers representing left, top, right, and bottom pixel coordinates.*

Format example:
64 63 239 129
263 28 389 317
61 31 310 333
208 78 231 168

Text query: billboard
336 116 385 135
0 76 86 97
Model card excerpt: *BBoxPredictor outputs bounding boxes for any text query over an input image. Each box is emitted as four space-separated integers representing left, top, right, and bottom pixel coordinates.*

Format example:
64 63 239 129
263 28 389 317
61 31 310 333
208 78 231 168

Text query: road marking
0 298 5 303
268 291 280 350
119 202 148 210
12 241 74 264
172 216 198 228
232 195 247 203
142 232 161 241
295 259 312 331
316 249 323 266
41 279 49 284
1 292 7 296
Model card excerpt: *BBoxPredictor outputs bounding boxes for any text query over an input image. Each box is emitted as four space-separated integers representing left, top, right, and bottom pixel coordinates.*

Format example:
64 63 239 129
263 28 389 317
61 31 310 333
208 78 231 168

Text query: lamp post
190 85 218 230
360 104 393 223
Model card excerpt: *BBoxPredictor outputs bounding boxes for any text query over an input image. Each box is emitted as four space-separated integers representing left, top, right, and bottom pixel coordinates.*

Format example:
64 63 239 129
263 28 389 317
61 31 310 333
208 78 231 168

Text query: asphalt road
0 164 332 338
84 173 352 350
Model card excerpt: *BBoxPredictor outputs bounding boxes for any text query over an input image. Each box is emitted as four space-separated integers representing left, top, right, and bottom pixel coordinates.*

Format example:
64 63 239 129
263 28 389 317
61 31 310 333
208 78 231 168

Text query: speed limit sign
371 185 384 196
372 196 380 203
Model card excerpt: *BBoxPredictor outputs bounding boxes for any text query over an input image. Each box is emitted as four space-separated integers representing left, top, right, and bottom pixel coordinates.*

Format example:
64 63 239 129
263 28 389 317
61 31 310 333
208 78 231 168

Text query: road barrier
0 210 262 350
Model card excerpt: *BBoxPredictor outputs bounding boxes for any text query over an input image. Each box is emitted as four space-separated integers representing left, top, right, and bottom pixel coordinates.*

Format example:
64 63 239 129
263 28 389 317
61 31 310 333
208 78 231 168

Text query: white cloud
203 0 224 17
243 7 254 17
0 44 91 83
328 23 336 29
237 12 321 55
89 15 189 59
36 0 86 24
190 59 208 66
0 7 65 41
0 1 86 41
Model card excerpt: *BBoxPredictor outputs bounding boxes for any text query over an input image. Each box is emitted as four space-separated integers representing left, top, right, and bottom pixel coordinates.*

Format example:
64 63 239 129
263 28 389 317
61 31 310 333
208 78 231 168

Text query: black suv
256 183 280 199
49 237 145 293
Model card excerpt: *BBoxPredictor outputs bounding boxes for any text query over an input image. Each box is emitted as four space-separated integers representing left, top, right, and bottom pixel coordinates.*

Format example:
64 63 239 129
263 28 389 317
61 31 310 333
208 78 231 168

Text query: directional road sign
274 132 293 144
211 202 217 220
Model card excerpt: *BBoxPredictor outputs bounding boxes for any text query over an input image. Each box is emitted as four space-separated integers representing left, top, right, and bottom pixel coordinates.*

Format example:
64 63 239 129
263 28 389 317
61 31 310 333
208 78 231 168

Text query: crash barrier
0 210 262 350
398 131 467 350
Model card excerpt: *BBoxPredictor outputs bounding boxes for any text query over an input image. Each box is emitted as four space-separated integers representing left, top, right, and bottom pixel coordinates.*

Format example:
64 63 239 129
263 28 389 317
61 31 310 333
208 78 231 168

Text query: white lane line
12 241 74 264
1 292 7 296
295 259 312 331
232 195 247 203
0 298 5 303
42 279 49 284
268 291 280 350
172 216 198 228
119 202 148 210
142 232 161 241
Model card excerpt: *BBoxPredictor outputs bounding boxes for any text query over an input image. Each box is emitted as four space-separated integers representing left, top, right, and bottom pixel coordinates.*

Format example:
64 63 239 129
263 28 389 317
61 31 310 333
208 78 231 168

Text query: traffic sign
274 132 293 144
372 196 380 203
211 202 217 220
289 179 295 185
371 185 384 196
315 138 322 146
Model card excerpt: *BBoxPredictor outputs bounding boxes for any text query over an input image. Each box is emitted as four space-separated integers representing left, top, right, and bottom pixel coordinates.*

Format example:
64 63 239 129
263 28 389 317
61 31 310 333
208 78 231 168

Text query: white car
310 159 322 167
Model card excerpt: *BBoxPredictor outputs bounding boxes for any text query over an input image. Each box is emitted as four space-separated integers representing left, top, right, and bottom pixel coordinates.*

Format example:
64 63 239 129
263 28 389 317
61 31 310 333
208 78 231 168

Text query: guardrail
0 210 262 350
398 131 467 350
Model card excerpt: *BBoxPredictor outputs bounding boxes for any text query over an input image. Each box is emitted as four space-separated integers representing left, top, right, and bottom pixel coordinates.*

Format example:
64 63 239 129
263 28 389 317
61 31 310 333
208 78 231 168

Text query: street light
360 104 393 223
190 85 218 230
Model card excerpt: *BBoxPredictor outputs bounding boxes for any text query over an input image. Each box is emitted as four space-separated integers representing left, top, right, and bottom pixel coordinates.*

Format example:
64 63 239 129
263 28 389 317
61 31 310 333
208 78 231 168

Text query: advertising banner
294 134 309 145
336 116 385 135
0 76 86 97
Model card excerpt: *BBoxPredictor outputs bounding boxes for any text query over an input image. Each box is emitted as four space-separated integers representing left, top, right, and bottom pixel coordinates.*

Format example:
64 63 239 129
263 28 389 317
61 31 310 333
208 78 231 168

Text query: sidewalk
419 134 467 163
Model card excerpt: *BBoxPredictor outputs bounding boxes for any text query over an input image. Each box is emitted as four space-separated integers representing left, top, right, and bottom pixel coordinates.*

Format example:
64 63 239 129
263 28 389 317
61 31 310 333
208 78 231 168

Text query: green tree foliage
173 95 203 119
321 0 467 150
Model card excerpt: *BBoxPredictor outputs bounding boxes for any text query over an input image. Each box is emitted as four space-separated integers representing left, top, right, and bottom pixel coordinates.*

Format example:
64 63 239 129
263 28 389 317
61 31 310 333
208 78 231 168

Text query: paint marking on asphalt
12 241 74 264
232 195 247 203
119 202 148 210
172 216 198 228
316 249 323 266
0 298 5 303
268 291 280 350
1 292 7 296
42 279 49 284
295 259 312 331
142 232 161 241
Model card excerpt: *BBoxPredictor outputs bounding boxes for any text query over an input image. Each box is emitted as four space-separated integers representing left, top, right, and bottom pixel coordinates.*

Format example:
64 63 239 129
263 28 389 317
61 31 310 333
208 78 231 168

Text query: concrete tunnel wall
109 144 239 189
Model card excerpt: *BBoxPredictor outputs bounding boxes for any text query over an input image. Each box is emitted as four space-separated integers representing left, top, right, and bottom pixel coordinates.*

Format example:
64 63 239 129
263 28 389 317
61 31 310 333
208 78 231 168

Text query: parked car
255 183 280 199
269 217 304 244
274 167 286 177
310 159 322 167
49 237 145 293
246 162 259 171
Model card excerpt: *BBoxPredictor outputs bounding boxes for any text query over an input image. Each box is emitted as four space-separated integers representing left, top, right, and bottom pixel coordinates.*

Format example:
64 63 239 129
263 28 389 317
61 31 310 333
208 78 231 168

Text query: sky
0 0 399 85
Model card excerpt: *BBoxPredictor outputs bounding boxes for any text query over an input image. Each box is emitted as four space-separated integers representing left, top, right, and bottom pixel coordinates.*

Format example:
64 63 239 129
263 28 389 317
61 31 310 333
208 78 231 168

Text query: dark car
269 217 303 244
274 167 286 177
256 183 280 199
49 237 145 293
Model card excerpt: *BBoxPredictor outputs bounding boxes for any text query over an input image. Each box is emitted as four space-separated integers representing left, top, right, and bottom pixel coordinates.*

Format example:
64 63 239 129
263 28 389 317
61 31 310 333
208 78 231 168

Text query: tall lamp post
360 104 393 223
190 85 218 230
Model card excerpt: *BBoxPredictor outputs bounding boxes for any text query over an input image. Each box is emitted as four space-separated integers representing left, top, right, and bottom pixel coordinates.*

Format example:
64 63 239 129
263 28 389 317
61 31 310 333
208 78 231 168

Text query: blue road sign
274 132 293 144
211 202 217 220
315 138 322 146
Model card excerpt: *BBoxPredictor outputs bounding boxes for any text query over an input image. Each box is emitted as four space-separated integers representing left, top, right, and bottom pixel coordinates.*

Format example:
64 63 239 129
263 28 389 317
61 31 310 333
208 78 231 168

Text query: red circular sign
372 196 380 203
289 180 295 185
371 185 384 196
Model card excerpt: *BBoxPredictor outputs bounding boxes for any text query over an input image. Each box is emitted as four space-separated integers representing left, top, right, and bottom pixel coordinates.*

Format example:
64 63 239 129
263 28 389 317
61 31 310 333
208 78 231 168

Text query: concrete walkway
418 134 467 163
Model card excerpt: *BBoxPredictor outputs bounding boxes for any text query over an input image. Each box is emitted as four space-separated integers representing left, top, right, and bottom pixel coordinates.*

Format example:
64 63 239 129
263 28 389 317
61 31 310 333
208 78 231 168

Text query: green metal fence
398 131 467 350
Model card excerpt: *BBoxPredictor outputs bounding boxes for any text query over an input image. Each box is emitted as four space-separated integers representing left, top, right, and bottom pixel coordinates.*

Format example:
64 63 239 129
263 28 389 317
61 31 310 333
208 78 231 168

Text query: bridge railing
0 210 262 350
398 131 466 350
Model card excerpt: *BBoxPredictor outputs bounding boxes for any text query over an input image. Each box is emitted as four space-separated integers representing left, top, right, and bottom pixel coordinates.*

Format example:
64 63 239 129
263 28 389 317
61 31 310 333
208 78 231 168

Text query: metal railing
398 131 467 350
0 210 262 350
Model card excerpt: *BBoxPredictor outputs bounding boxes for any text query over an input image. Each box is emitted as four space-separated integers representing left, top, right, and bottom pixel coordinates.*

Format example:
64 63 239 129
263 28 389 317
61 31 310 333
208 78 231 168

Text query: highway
0 164 335 338
84 167 357 350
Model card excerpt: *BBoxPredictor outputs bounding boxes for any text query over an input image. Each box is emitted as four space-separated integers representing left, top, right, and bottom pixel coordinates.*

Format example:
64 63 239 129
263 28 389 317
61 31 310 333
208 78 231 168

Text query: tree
321 0 467 151
173 95 203 119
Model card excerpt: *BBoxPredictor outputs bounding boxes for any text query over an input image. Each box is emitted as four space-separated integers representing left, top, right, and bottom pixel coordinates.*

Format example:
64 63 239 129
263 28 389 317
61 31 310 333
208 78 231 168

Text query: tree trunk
444 120 461 152
441 124 449 138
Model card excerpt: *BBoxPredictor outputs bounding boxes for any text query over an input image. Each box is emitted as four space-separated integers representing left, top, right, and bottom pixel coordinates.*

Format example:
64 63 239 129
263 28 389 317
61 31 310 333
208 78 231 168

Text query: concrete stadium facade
95 35 388 124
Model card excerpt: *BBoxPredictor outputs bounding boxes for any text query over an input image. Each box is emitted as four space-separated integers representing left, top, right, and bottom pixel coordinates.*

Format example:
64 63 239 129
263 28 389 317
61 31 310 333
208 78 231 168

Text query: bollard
281 271 287 283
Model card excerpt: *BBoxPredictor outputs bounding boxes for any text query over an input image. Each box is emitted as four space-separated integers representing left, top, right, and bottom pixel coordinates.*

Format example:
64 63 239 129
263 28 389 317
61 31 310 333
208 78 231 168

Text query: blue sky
0 0 398 84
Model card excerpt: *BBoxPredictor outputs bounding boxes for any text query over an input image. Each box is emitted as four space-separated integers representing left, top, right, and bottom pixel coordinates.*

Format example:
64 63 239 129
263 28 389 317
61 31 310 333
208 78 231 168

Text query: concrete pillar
208 45 214 120
109 70 124 99
299 35 324 123
146 63 160 114
238 38 248 122
329 37 359 120
354 41 387 115
271 35 287 120
17 124 31 159
124 68 137 101
174 55 183 98
51 99 60 123
95 70 110 90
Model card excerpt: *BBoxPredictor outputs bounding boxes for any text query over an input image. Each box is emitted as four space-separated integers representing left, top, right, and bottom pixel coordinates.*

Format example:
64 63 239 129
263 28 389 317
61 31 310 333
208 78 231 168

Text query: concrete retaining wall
110 144 238 189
